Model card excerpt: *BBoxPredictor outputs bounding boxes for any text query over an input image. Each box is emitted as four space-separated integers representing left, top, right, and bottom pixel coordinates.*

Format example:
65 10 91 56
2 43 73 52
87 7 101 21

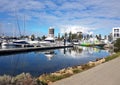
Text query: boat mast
15 9 21 37
23 14 25 37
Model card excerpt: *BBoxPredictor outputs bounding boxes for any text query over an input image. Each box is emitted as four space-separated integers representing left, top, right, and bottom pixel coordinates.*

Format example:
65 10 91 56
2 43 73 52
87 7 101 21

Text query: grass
39 73 72 84
105 52 120 62
38 52 120 85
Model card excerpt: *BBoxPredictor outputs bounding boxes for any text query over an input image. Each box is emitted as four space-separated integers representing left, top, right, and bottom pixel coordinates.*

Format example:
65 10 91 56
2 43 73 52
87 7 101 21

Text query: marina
0 45 73 55
0 46 111 77
0 0 119 84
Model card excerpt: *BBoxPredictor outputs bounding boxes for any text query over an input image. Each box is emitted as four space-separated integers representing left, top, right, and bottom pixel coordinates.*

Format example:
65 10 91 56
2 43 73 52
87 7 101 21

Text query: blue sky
0 0 120 37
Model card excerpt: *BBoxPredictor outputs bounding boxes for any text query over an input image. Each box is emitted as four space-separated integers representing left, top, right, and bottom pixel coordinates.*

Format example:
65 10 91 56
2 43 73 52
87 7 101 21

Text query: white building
45 27 55 42
112 27 120 40
48 27 54 38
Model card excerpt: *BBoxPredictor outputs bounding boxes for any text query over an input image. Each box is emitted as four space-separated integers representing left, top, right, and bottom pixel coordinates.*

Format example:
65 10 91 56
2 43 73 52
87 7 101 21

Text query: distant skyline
0 0 120 37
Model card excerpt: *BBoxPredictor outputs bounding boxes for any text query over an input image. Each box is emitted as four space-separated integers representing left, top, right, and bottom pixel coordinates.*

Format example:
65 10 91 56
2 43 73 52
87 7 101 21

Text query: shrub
114 38 120 52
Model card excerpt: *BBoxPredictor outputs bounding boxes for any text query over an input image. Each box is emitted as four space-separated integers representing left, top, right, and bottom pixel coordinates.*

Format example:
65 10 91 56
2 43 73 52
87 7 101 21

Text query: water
0 46 111 77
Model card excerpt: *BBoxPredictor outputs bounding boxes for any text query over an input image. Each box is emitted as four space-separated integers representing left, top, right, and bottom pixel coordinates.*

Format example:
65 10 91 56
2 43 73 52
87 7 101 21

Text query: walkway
52 57 120 85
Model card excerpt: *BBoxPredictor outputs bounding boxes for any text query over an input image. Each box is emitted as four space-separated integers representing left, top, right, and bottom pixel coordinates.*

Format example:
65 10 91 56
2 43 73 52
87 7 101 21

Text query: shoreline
0 52 120 85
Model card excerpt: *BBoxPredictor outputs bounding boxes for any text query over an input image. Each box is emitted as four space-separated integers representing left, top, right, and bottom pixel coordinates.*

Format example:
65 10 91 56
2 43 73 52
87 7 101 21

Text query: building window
117 29 119 32
114 33 117 37
114 29 117 32
114 29 119 32
117 33 119 37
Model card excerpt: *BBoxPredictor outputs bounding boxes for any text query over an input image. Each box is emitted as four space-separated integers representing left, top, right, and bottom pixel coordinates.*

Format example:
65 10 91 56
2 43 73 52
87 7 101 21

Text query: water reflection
35 50 56 60
0 46 112 77
59 46 108 59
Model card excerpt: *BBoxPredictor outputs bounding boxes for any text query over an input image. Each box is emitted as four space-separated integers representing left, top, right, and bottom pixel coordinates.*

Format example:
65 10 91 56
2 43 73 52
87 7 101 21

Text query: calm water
0 46 111 77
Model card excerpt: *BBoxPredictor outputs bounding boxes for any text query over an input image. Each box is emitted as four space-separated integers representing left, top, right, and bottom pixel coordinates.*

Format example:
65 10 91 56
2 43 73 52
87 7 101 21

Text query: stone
51 73 61 76
65 70 73 75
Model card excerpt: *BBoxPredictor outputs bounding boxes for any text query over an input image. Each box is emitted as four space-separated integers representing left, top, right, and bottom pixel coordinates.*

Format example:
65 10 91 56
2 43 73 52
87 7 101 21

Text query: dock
0 45 73 55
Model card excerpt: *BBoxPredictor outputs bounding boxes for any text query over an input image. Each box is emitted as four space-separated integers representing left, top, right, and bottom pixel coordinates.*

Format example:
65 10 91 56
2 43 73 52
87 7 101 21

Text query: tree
90 34 93 38
96 35 99 40
31 34 35 41
71 33 77 40
61 35 64 40
37 36 41 41
69 31 72 41
58 33 60 40
108 33 113 42
114 38 120 52
86 34 90 40
64 32 67 39
78 33 83 40
41 35 46 40
98 34 102 40
104 35 107 39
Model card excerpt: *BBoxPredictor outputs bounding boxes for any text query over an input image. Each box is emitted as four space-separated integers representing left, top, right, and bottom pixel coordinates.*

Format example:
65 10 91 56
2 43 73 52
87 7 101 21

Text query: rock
48 81 53 85
100 58 105 63
77 66 82 69
65 69 73 75
87 61 95 67
59 69 66 73
51 73 61 76
67 67 73 70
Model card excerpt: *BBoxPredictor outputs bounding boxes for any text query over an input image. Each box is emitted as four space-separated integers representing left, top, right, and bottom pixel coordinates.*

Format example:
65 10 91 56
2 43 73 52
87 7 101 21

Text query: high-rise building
48 27 54 38
112 27 120 40
45 27 55 42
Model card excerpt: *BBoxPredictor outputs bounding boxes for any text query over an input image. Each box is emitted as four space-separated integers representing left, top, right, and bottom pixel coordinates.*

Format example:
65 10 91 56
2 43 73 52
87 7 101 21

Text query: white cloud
0 0 120 36
59 25 95 34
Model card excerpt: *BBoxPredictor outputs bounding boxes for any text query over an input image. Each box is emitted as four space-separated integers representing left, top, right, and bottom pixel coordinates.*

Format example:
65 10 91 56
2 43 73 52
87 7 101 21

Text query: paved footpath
52 57 120 85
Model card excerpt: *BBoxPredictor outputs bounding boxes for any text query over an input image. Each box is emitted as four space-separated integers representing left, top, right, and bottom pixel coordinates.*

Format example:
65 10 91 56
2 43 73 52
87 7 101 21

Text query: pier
0 45 73 55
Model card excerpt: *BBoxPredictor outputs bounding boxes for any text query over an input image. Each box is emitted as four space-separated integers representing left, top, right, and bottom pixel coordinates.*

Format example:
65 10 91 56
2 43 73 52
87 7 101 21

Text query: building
112 27 120 40
45 27 55 42
48 27 54 38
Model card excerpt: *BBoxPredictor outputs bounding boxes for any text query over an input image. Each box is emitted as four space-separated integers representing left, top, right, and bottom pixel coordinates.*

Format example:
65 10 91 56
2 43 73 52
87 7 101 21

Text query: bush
105 52 120 62
0 73 43 85
114 38 120 52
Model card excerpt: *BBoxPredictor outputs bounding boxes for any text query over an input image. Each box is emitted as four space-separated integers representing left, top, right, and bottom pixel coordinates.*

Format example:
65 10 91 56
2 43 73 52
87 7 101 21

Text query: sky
0 0 120 37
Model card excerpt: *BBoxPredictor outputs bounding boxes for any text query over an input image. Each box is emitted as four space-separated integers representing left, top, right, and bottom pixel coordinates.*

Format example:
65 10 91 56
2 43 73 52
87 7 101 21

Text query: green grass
105 52 120 62
39 52 120 85
73 69 83 74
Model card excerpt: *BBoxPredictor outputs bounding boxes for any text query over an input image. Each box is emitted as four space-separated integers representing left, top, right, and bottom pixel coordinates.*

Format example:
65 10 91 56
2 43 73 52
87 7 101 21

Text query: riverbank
0 52 120 85
52 54 120 85
38 52 120 85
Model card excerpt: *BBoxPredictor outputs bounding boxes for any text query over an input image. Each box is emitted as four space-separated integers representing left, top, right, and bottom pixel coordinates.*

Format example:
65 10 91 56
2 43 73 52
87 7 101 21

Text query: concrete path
52 57 120 85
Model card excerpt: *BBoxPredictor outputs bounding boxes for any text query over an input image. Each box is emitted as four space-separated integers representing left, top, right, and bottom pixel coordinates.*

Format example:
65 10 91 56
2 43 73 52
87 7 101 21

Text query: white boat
1 40 34 48
1 41 16 48
39 40 56 47
39 37 56 47
28 40 40 47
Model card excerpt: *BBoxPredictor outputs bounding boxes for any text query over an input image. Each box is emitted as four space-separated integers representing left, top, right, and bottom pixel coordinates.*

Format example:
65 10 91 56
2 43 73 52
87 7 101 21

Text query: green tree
69 31 72 41
41 35 46 40
71 34 77 40
78 33 83 40
86 34 90 40
104 35 107 39
90 34 93 38
37 36 41 41
98 34 102 40
31 34 35 41
58 33 60 40
114 38 120 52
61 35 64 40
108 33 113 42
64 32 67 39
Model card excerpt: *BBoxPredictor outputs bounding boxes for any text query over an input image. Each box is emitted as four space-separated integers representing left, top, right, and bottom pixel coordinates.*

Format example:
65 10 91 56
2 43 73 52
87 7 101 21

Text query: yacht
1 40 34 48
39 37 56 47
